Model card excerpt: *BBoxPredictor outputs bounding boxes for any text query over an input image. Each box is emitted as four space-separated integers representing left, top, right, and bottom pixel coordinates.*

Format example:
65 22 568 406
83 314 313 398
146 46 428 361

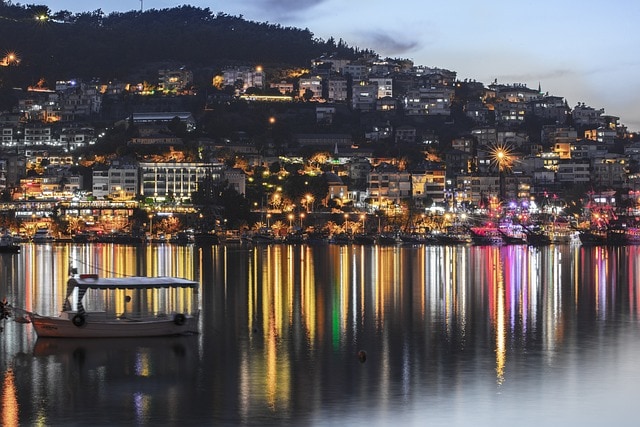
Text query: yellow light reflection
1 369 19 427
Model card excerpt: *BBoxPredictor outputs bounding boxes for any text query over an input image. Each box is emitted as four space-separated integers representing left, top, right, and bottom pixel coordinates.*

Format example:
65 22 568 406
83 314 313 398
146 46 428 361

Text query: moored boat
0 230 20 253
25 273 200 338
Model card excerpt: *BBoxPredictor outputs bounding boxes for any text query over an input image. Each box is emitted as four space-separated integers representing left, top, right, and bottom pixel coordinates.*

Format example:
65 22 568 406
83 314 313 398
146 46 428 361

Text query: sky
41 0 640 131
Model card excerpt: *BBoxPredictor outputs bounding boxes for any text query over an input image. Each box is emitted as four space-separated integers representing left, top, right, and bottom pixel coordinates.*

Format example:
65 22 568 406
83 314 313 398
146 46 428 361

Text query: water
1 243 640 426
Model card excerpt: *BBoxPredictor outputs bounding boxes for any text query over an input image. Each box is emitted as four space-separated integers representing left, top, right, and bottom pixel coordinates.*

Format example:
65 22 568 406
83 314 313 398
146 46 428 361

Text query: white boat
29 274 200 338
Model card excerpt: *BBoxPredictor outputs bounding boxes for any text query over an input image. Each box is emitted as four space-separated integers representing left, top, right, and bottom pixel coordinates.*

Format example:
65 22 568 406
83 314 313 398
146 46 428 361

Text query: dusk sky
42 0 640 131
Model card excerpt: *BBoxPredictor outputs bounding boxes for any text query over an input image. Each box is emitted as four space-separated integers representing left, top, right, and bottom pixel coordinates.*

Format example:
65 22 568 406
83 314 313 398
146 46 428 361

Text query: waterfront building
139 161 224 203
367 162 411 209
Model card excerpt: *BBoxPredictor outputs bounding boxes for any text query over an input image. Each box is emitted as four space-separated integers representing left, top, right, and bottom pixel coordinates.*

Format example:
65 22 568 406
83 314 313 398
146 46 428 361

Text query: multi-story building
92 167 110 199
404 86 454 116
556 162 591 184
299 76 323 100
109 160 139 200
59 127 95 151
410 164 446 206
584 127 616 145
591 156 627 188
270 81 294 95
572 103 604 127
223 66 265 92
351 83 377 111
327 77 348 101
369 76 393 99
1 127 15 147
158 67 193 93
139 161 224 202
223 168 246 196
23 125 52 147
367 162 412 208
343 63 369 81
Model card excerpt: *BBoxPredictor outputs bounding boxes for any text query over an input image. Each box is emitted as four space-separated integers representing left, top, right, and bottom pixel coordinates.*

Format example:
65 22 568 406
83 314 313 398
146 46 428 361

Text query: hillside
0 3 369 87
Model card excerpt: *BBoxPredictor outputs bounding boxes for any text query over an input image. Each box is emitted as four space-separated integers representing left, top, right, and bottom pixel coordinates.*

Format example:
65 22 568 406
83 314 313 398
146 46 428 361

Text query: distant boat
578 229 608 246
32 228 54 243
194 231 221 245
353 233 376 245
0 230 20 253
469 226 504 246
26 274 200 338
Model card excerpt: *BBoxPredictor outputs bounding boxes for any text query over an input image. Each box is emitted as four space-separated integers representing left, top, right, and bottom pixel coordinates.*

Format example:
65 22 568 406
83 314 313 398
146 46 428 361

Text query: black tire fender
174 313 186 326
72 314 86 327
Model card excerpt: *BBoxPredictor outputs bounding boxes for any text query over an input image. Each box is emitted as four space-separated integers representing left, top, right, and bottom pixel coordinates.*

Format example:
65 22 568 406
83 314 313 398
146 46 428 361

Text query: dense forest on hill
0 2 371 87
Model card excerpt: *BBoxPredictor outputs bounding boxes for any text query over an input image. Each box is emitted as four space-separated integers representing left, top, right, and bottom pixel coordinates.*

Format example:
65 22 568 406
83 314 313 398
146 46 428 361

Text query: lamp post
148 214 153 236
344 213 349 234
300 213 305 228
360 214 366 233
288 214 294 230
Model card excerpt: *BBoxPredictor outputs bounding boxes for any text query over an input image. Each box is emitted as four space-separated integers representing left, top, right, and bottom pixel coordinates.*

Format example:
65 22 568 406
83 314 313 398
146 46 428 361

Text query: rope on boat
1 299 33 325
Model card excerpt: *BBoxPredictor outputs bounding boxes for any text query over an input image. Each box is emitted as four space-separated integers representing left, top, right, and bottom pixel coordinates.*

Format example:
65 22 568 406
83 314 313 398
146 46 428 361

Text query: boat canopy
62 275 199 313
68 275 199 290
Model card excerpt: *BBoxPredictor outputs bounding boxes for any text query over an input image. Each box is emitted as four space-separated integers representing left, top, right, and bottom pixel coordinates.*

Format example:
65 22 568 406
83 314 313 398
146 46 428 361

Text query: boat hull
31 312 199 338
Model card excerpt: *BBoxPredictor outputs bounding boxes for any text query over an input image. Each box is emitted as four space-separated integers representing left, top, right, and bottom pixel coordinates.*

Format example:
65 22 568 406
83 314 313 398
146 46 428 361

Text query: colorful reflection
2 243 640 425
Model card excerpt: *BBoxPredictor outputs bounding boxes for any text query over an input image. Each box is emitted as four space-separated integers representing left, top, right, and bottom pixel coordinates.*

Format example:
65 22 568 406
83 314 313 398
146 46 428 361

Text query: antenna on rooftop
140 0 143 12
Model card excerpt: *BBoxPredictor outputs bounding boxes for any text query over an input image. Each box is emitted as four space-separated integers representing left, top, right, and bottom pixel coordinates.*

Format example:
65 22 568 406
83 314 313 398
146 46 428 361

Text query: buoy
357 350 367 363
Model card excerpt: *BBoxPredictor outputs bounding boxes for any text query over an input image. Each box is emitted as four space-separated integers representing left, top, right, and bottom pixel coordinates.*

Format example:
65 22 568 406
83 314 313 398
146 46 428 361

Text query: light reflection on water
1 243 640 426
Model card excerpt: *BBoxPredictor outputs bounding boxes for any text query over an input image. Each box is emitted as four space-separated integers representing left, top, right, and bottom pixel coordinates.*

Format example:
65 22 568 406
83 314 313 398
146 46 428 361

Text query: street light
300 213 305 228
360 214 366 233
288 213 294 230
344 213 349 233
148 214 154 236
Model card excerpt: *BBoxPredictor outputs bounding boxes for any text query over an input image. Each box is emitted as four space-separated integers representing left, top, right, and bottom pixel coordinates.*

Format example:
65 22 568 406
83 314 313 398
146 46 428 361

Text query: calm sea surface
1 242 640 426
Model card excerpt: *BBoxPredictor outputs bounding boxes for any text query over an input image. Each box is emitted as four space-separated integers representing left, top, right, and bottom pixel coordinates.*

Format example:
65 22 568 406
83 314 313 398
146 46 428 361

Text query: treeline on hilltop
0 2 371 87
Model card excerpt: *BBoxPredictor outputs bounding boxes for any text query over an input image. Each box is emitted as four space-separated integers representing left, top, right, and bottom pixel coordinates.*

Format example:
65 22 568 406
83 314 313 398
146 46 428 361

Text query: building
223 66 265 92
299 76 323 100
327 77 348 102
367 162 412 208
410 164 446 206
404 86 454 116
369 76 393 99
158 67 193 93
139 161 225 202
351 83 377 111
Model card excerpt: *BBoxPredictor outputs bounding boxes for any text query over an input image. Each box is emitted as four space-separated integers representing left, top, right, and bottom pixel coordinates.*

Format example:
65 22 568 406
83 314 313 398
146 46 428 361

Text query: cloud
355 31 420 56
249 0 328 20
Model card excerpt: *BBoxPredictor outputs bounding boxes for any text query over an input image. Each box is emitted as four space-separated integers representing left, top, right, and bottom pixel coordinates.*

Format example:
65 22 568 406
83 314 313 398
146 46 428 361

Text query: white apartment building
404 86 454 116
92 168 109 198
367 163 412 207
223 67 265 92
369 76 393 99
23 126 52 146
139 161 225 202
1 127 14 147
109 161 139 199
299 76 323 99
343 63 369 81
